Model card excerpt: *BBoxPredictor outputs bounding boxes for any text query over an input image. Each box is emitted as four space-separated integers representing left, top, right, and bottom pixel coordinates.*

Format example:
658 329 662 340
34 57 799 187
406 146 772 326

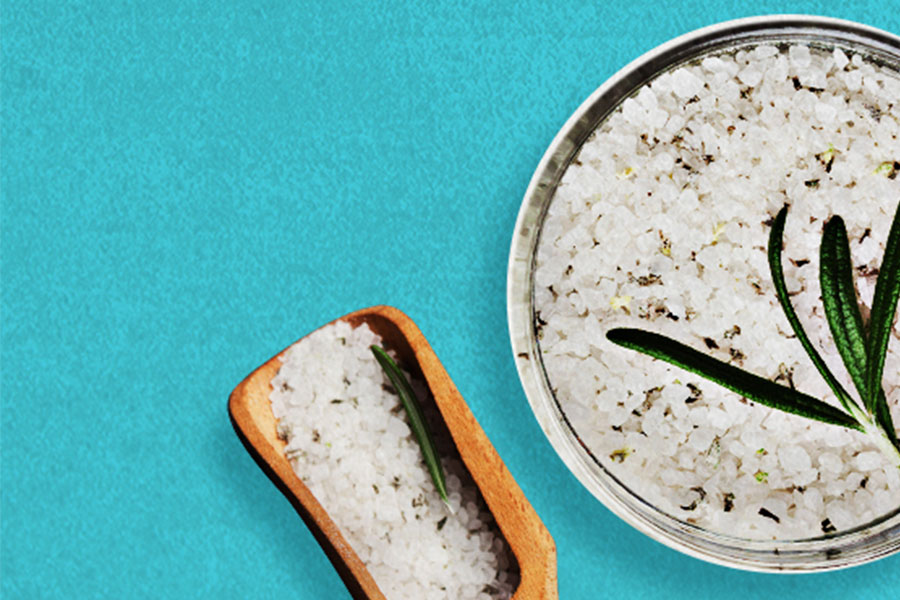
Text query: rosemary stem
865 422 900 469
845 402 900 468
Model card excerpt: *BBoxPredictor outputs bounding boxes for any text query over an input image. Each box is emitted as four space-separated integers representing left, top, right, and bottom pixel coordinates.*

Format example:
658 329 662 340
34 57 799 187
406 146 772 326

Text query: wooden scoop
228 305 557 599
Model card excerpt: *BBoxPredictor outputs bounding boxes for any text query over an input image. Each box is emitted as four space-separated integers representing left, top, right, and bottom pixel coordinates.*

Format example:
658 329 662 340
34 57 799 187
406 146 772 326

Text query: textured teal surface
3 2 899 598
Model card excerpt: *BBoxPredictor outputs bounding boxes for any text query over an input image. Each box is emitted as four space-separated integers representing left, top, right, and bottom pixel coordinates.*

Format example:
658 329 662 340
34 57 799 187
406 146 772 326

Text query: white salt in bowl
508 15 900 572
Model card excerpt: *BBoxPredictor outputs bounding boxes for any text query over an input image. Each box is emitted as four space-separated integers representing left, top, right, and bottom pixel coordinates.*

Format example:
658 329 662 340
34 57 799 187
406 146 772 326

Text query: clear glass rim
507 15 900 572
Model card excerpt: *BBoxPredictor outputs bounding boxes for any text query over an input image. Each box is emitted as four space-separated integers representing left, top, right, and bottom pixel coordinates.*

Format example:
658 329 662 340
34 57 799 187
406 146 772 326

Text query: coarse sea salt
534 43 900 540
270 321 518 598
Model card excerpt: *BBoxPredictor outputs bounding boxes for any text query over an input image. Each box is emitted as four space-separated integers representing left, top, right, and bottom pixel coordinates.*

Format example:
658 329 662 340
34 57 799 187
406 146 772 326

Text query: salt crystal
833 48 849 70
778 445 812 473
701 56 729 73
855 451 882 471
814 101 837 124
738 67 762 87
671 68 704 99
789 45 812 67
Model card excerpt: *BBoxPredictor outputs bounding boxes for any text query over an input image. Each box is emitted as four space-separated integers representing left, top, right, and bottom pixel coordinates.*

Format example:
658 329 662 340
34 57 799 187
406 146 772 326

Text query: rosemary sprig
370 345 453 512
606 202 900 466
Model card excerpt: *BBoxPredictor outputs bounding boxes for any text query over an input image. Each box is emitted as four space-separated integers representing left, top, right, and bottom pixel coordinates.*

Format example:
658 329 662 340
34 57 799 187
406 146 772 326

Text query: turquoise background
3 1 899 598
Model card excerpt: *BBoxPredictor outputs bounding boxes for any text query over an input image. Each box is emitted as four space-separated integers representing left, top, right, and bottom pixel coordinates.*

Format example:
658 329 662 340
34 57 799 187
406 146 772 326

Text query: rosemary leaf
370 345 452 512
820 215 867 409
768 205 856 414
865 201 900 416
606 329 862 430
821 215 897 446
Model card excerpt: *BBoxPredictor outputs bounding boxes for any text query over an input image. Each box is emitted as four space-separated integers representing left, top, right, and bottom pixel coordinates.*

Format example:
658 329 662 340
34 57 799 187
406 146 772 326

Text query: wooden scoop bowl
228 305 557 599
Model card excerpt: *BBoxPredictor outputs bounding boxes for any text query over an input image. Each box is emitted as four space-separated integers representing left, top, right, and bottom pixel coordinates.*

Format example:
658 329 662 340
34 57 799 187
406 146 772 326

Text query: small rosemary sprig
606 201 900 466
370 345 453 512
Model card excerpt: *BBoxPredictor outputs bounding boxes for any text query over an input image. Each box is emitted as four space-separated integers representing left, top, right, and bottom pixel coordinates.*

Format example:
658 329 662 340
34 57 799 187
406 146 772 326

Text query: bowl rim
507 14 900 572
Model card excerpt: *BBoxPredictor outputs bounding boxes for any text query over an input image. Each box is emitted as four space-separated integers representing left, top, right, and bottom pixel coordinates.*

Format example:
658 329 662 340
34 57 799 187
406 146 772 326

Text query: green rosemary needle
370 345 453 513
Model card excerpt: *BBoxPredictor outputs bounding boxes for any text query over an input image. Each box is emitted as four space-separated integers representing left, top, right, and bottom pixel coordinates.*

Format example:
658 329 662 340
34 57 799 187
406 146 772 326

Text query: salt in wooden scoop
228 305 557 599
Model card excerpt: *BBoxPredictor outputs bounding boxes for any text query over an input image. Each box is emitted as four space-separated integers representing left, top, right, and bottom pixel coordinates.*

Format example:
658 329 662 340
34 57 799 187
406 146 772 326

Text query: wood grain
228 305 557 599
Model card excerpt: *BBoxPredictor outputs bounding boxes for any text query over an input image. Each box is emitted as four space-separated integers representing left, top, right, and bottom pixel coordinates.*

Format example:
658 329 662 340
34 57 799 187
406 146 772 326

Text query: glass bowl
507 15 900 572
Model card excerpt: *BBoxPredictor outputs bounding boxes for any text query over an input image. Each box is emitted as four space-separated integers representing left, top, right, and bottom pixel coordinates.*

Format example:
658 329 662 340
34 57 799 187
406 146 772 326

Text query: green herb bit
711 222 726 244
755 471 769 483
660 238 672 256
874 161 897 177
756 448 767 456
609 448 632 463
816 145 837 173
610 295 633 312
370 345 453 513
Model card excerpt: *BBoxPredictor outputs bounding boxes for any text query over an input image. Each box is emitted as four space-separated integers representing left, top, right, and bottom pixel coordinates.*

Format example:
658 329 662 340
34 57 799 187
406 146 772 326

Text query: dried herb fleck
609 448 632 463
723 492 735 512
685 383 703 404
680 487 707 511
758 507 781 523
